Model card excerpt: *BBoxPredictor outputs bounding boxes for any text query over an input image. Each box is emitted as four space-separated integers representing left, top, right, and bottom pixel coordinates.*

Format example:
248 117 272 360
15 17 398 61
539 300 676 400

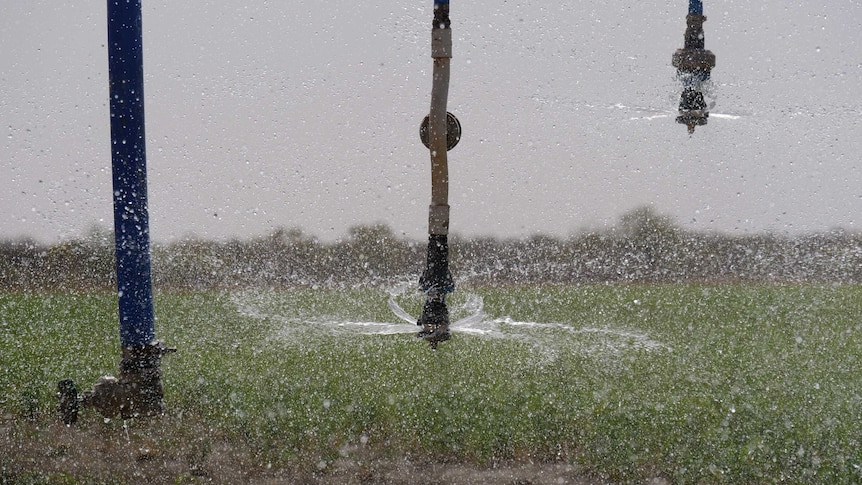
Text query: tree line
3 207 862 291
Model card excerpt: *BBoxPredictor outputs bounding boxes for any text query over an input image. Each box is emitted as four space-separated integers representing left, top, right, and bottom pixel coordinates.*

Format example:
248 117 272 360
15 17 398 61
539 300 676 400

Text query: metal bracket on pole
420 112 461 151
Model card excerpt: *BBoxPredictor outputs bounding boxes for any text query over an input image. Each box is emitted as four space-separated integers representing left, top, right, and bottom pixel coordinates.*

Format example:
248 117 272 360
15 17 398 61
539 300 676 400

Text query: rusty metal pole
417 0 459 348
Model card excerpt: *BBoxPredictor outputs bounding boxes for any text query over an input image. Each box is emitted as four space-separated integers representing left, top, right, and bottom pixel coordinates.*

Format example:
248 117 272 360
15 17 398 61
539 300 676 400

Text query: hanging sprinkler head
417 234 454 349
672 2 715 134
417 289 452 350
417 0 457 349
676 85 709 134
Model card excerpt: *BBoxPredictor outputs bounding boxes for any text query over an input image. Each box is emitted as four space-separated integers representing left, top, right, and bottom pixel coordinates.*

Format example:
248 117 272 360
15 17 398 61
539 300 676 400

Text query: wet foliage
4 208 862 293
3 284 862 482
3 210 862 482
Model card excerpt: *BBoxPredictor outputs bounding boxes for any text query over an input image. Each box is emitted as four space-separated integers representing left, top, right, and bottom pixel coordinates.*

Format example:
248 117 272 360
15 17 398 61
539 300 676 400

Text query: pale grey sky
2 1 860 242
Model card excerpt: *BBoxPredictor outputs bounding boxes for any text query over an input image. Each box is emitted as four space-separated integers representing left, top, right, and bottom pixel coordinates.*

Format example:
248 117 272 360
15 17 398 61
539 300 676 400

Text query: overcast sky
2 1 860 243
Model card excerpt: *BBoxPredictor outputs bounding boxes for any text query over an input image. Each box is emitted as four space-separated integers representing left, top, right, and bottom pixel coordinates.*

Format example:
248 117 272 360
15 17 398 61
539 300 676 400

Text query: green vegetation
5 208 862 292
3 284 862 482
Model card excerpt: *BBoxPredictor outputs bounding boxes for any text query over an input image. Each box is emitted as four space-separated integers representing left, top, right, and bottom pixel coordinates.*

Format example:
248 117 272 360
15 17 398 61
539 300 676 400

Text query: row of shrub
3 207 862 291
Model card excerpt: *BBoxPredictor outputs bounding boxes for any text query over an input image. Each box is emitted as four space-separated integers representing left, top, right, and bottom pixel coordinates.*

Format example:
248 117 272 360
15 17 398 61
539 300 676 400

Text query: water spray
417 0 461 349
58 0 174 425
672 0 716 134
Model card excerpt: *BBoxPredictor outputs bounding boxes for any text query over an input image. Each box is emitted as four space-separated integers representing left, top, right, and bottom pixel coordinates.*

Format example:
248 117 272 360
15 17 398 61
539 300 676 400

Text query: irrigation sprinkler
417 0 461 349
58 0 174 425
672 0 716 134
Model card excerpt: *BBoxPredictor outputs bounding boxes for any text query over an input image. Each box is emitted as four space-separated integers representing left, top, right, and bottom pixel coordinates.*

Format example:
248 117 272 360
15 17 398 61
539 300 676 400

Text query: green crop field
2 284 862 483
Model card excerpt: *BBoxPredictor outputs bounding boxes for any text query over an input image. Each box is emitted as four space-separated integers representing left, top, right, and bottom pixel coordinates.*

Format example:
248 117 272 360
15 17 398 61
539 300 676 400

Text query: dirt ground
0 416 673 485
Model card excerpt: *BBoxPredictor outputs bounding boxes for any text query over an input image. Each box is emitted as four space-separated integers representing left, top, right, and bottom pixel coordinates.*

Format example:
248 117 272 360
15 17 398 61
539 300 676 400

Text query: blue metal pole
57 0 167 426
107 0 155 349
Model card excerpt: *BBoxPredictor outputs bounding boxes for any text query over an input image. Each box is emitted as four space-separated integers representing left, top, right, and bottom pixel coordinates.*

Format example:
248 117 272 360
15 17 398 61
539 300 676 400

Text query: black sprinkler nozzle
418 234 454 348
417 290 451 349
677 86 709 134
672 13 715 134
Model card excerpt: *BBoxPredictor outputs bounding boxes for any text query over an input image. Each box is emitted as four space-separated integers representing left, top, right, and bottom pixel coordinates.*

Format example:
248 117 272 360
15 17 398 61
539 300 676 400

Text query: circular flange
420 112 461 151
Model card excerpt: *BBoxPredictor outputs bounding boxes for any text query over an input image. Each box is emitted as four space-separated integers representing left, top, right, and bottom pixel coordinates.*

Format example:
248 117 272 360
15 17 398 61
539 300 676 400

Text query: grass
2 284 862 483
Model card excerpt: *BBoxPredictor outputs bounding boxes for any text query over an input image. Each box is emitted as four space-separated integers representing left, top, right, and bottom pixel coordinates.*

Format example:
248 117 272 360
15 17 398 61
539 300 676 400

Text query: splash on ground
231 287 671 357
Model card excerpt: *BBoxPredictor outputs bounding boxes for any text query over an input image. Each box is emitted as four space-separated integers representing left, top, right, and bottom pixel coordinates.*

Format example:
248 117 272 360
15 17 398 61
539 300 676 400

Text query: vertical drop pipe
417 0 454 346
672 0 715 134
108 0 155 350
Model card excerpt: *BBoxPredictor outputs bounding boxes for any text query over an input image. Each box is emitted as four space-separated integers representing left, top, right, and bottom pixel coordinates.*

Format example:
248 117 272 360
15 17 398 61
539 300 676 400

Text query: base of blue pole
58 341 175 424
